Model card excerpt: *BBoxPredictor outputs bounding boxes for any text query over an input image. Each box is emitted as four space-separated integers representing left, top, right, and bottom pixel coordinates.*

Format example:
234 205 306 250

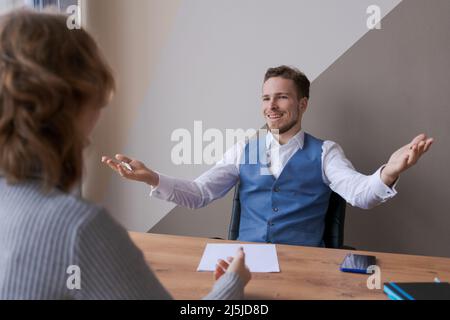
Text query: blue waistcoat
238 132 332 246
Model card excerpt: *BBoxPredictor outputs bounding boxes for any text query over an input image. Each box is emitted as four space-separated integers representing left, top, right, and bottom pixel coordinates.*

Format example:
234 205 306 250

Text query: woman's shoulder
46 186 111 230
27 182 122 247
0 177 107 227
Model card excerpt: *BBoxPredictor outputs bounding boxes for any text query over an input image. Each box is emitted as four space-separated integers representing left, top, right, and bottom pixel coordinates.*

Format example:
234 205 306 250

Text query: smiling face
262 77 307 138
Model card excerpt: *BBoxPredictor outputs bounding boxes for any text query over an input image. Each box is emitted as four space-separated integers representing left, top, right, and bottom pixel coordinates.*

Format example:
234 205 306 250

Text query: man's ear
299 97 308 112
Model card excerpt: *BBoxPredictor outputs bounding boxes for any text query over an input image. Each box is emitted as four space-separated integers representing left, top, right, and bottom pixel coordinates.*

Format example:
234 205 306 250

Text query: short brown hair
264 65 310 99
0 10 115 192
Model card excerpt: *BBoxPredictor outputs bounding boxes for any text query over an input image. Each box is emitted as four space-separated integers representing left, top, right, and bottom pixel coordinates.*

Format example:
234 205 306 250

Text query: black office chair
228 183 352 249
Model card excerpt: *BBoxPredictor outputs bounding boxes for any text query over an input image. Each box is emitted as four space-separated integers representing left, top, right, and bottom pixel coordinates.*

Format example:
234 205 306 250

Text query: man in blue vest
102 65 433 247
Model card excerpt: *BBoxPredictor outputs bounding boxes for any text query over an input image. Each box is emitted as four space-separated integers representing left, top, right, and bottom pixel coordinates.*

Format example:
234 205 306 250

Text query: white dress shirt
150 130 397 209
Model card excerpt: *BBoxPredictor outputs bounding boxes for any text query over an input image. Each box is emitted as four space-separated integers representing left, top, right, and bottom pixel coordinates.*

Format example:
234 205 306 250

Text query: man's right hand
101 154 159 187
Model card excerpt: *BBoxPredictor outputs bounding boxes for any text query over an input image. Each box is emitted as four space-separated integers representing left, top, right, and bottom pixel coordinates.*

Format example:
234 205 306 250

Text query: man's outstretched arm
101 143 243 209
323 133 433 209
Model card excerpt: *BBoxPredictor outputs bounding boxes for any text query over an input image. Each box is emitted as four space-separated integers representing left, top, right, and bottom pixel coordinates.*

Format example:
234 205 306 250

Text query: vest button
274 187 280 192
273 207 279 212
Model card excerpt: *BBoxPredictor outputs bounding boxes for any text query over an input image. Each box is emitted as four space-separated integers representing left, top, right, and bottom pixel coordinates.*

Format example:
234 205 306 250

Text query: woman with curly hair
0 9 250 300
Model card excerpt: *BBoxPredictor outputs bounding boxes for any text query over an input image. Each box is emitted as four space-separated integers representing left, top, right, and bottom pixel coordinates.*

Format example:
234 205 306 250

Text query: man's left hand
381 133 434 187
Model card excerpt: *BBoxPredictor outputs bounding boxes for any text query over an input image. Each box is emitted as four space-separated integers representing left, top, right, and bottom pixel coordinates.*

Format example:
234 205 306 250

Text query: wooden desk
130 232 450 300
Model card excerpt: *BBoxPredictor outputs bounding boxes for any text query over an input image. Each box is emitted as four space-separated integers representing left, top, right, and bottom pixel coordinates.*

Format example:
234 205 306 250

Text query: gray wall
151 0 450 258
306 0 450 257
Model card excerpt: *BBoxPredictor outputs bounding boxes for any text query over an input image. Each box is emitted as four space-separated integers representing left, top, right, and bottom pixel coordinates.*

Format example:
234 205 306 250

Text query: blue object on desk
340 253 377 274
383 285 403 300
384 282 450 300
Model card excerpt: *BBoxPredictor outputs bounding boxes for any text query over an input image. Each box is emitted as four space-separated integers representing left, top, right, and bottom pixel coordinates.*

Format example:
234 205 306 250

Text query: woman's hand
214 247 251 286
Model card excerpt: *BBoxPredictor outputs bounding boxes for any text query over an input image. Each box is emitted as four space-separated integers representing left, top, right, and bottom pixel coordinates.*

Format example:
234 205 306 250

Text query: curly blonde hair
0 9 115 192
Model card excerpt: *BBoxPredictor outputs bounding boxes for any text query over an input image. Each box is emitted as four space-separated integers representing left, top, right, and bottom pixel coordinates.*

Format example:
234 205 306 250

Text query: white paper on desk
197 243 280 273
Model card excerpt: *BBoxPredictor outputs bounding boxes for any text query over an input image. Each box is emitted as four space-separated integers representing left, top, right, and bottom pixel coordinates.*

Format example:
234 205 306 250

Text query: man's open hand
381 134 434 186
101 154 159 186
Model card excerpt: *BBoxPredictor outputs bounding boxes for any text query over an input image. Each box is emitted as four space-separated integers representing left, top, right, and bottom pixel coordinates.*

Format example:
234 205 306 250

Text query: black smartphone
340 253 377 274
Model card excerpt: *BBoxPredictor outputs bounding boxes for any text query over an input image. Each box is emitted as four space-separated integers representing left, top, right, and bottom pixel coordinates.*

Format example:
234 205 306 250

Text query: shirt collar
266 129 305 149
